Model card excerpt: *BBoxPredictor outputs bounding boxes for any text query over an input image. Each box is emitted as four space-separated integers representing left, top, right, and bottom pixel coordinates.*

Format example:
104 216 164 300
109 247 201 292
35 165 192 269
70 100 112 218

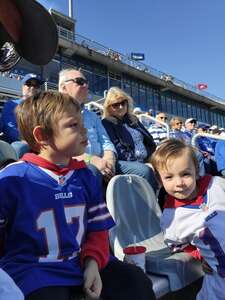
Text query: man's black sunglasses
65 77 88 86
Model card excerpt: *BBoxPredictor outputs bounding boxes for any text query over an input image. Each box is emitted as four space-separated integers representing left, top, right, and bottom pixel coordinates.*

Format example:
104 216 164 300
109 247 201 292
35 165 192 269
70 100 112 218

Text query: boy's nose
175 177 184 186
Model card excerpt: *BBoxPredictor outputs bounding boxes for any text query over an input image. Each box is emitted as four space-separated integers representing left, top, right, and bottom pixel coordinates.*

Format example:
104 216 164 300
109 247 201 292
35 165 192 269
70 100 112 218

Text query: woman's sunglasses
111 100 127 109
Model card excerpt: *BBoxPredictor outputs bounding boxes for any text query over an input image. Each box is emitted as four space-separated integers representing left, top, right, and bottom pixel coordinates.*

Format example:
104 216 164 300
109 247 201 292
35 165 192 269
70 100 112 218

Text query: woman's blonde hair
103 87 134 118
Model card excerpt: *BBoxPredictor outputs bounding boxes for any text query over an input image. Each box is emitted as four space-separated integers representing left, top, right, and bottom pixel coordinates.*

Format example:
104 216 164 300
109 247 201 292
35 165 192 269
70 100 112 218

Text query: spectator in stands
219 128 225 134
148 112 168 145
169 117 184 138
197 124 209 134
140 108 154 129
196 124 217 175
183 117 197 144
58 68 116 183
1 73 44 159
215 130 225 177
133 106 143 116
147 108 153 116
1 73 43 144
170 117 205 176
209 125 219 135
102 87 158 191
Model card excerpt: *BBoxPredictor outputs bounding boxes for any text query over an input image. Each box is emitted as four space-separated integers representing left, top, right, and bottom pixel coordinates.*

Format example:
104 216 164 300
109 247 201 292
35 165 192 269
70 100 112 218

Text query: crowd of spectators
1 0 225 298
1 71 225 183
141 111 225 178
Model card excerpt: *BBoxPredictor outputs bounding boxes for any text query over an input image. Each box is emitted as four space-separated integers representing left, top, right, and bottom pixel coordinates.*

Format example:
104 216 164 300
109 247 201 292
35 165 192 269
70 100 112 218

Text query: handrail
85 101 103 111
192 133 225 147
138 114 170 138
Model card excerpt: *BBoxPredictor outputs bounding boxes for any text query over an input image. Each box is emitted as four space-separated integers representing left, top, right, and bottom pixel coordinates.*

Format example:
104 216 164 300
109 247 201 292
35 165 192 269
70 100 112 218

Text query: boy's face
157 150 197 200
51 108 87 160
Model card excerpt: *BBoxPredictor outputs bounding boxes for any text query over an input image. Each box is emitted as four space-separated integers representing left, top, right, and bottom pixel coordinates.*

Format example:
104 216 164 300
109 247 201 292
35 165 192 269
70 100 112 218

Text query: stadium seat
106 174 204 299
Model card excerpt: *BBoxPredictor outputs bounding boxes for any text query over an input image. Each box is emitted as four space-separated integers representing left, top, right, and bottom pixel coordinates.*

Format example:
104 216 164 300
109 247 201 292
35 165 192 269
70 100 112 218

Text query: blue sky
39 0 225 100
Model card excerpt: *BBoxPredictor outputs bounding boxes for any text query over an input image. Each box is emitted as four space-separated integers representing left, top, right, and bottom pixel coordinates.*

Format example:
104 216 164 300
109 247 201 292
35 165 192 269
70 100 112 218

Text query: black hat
0 0 58 67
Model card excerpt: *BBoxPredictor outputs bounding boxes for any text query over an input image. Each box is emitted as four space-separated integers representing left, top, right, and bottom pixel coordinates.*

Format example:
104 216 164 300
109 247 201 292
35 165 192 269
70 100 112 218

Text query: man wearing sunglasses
148 112 168 145
1 73 44 144
58 68 116 182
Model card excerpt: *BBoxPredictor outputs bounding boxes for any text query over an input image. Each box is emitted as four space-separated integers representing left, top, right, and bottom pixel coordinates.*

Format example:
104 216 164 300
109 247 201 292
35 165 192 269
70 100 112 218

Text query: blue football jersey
0 161 114 296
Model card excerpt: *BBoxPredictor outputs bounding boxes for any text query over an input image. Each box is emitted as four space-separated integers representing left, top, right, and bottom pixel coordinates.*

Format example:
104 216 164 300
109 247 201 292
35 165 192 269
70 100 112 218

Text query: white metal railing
84 105 170 139
85 101 103 112
56 26 225 105
44 81 58 91
138 114 170 138
192 133 225 147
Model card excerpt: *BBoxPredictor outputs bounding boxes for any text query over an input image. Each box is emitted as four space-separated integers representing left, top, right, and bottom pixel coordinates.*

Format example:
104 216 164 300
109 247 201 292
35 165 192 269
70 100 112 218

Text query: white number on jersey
37 205 85 263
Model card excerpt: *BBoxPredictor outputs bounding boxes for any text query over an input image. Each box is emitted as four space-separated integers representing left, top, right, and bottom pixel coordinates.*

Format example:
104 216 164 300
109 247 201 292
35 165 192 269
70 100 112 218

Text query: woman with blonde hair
102 87 157 191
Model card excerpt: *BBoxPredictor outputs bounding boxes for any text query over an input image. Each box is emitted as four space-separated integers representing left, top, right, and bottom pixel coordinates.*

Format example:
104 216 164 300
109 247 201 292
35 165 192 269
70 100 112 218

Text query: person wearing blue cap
1 73 44 144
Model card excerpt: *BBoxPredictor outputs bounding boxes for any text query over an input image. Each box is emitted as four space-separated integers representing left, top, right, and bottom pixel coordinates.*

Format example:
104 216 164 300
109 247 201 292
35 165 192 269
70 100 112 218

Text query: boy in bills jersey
0 91 115 300
151 139 225 300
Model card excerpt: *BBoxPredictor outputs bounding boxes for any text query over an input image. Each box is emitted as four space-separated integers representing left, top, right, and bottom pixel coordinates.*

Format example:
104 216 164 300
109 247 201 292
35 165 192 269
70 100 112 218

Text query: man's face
22 79 41 98
185 120 197 131
61 70 88 104
156 113 167 123
172 119 183 130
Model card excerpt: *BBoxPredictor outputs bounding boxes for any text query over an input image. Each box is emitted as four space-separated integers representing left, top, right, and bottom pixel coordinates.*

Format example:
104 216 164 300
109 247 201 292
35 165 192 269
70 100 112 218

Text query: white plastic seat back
106 174 166 260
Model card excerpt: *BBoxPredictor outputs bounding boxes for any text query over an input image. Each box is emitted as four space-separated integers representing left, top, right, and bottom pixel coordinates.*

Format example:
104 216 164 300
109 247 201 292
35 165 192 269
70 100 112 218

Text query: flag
197 83 208 90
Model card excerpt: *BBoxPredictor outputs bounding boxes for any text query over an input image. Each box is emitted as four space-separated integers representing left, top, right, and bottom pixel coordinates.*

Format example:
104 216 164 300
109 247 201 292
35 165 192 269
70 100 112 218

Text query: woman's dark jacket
102 114 156 162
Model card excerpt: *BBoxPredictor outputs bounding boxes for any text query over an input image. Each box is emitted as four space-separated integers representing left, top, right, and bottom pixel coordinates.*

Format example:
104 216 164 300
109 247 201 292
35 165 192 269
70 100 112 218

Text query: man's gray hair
58 67 80 91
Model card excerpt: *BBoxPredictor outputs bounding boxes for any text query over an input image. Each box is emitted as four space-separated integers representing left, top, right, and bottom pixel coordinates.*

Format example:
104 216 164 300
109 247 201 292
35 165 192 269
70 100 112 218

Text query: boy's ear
33 126 49 146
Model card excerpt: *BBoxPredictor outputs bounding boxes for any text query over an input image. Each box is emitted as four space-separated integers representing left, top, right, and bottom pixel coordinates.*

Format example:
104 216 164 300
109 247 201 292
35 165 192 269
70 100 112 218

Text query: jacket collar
21 153 86 176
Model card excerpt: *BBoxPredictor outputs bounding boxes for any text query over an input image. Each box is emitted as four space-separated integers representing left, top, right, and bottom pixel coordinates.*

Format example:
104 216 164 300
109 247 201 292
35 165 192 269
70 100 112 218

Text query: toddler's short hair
150 139 199 176
16 91 81 152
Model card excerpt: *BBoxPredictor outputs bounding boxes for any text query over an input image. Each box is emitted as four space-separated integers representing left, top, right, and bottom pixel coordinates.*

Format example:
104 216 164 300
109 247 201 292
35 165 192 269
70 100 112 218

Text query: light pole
68 0 73 18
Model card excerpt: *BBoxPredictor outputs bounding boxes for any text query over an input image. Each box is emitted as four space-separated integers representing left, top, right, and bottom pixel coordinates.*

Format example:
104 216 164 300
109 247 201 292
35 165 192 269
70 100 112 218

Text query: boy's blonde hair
103 87 134 118
150 139 199 176
16 91 80 152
